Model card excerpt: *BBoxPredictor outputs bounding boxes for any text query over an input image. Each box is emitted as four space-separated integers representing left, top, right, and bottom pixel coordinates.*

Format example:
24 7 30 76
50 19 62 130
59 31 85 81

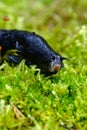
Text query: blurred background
0 0 87 63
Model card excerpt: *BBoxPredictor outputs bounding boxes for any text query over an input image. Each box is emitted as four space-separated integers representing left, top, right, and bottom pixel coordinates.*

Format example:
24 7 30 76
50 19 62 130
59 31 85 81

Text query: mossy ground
0 0 87 130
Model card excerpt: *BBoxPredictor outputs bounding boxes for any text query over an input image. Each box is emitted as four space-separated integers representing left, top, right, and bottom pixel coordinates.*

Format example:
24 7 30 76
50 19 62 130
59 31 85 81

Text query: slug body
0 30 66 74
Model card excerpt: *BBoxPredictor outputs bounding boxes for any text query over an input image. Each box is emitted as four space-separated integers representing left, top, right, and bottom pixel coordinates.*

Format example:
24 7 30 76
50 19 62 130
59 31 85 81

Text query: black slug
0 30 67 74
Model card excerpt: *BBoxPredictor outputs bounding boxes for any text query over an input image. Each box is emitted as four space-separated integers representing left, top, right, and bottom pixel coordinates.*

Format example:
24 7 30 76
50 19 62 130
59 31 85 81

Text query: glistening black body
0 30 67 74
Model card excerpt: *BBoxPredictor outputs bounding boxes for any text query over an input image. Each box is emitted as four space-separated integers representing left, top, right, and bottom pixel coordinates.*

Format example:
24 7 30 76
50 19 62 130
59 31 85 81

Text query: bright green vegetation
0 0 87 130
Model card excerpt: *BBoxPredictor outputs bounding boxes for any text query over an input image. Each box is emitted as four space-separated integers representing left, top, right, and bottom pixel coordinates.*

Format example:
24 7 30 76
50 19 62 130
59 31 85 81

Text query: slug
0 30 67 74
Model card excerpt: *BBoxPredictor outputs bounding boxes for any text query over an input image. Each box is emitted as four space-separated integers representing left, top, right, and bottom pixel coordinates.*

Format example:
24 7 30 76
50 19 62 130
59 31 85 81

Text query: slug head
47 55 68 74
